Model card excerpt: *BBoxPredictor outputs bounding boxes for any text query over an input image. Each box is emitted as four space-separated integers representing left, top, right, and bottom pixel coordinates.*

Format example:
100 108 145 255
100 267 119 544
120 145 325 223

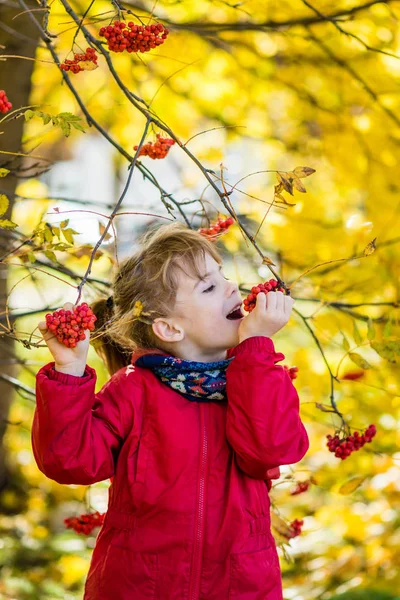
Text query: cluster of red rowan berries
60 48 98 73
326 424 377 460
198 216 235 240
0 90 12 113
45 303 97 348
243 279 285 312
284 365 299 380
64 511 105 535
134 134 175 159
287 518 304 538
290 480 310 495
99 21 169 53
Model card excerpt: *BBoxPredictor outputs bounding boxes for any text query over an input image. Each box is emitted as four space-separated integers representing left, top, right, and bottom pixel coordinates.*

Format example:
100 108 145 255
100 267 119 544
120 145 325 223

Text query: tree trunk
0 1 40 490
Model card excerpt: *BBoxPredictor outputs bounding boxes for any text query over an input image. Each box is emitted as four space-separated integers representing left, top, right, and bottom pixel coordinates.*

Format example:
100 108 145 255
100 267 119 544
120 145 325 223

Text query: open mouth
226 306 244 320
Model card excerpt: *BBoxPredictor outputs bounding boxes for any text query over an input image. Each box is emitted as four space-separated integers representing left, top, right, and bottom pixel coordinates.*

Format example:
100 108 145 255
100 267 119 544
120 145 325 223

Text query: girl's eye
203 285 215 293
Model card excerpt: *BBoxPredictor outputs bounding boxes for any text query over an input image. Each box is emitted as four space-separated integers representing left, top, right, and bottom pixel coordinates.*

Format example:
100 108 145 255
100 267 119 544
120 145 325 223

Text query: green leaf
383 319 393 338
0 168 10 177
353 321 363 345
62 228 75 244
348 352 372 370
51 242 71 250
24 109 34 121
57 111 74 118
44 249 58 263
342 332 350 352
72 122 86 133
367 317 375 341
0 194 9 217
41 113 51 125
60 219 69 228
52 226 61 239
28 252 36 264
60 121 71 137
0 219 18 229
371 339 400 364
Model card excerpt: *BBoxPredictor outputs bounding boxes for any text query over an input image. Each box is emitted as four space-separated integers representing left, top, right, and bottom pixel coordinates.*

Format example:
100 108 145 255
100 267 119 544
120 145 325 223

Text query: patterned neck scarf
134 352 235 402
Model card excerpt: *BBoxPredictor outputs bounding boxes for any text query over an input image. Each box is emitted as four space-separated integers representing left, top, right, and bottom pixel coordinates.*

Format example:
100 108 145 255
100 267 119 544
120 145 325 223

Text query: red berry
45 303 96 347
99 20 168 54
0 90 12 113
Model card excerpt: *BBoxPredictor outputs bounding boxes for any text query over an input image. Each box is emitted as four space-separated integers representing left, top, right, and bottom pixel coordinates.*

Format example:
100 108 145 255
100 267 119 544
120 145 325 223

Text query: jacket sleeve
226 336 309 479
32 362 140 485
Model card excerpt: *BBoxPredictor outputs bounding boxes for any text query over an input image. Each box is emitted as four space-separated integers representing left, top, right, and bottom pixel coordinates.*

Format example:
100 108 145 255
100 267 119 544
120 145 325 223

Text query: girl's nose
227 279 239 296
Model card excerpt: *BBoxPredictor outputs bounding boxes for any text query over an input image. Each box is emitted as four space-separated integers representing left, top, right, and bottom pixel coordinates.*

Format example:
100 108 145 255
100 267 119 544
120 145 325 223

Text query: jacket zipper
188 403 208 600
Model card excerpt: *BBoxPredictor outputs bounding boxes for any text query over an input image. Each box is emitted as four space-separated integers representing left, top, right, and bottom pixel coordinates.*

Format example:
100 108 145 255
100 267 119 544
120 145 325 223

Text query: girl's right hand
38 302 90 377
238 290 294 344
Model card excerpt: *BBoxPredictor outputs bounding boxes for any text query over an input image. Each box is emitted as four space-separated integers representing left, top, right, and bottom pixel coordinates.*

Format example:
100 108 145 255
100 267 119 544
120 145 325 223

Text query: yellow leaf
44 249 57 263
353 320 363 345
99 222 112 241
0 193 9 217
342 332 350 352
62 228 75 244
262 256 276 266
133 300 143 317
77 60 99 71
367 317 375 341
338 476 367 495
348 352 372 369
371 339 400 364
44 226 53 243
363 237 377 256
0 168 10 177
270 511 293 542
0 218 18 229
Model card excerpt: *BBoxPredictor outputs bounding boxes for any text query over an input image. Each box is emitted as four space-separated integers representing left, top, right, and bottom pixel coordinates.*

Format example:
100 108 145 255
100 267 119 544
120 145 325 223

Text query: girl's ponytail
90 297 133 376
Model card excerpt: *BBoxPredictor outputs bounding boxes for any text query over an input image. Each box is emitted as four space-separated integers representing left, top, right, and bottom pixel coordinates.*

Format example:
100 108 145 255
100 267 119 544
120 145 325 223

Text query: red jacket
32 336 309 600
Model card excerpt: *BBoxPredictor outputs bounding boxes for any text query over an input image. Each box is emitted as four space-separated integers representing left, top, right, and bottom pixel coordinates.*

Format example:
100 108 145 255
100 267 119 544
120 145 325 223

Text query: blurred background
0 0 400 598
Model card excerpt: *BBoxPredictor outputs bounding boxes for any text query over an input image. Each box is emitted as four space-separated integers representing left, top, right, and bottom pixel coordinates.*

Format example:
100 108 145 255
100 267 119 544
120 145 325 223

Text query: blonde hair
91 221 223 375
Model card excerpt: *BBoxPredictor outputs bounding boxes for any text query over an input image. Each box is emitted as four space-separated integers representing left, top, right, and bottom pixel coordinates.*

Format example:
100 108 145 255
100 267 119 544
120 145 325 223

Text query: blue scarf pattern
134 354 235 402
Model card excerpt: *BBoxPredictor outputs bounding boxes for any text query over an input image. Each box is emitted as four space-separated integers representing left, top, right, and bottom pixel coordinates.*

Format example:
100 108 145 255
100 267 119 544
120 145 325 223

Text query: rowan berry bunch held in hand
0 90 12 113
326 424 377 460
243 279 286 312
134 134 175 159
198 216 234 240
45 303 96 348
60 48 98 73
99 21 169 53
64 511 105 535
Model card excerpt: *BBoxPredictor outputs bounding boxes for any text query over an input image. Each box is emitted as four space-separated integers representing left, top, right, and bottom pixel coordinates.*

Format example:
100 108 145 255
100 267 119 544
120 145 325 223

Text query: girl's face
152 253 245 362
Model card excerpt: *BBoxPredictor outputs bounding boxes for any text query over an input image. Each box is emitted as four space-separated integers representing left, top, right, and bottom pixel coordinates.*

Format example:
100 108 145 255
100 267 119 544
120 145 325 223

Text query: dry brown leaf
293 166 316 178
363 237 377 256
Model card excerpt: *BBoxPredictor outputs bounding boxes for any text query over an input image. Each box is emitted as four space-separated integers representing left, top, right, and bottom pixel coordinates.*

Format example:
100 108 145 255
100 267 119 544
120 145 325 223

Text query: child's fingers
284 295 294 316
265 290 277 311
255 290 267 310
275 291 285 311
38 320 57 345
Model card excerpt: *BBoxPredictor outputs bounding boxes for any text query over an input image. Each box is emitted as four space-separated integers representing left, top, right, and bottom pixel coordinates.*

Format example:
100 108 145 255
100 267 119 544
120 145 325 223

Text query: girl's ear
152 318 184 343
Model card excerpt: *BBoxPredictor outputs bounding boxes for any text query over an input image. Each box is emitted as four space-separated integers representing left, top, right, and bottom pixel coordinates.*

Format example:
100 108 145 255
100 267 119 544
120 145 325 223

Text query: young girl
32 221 309 600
